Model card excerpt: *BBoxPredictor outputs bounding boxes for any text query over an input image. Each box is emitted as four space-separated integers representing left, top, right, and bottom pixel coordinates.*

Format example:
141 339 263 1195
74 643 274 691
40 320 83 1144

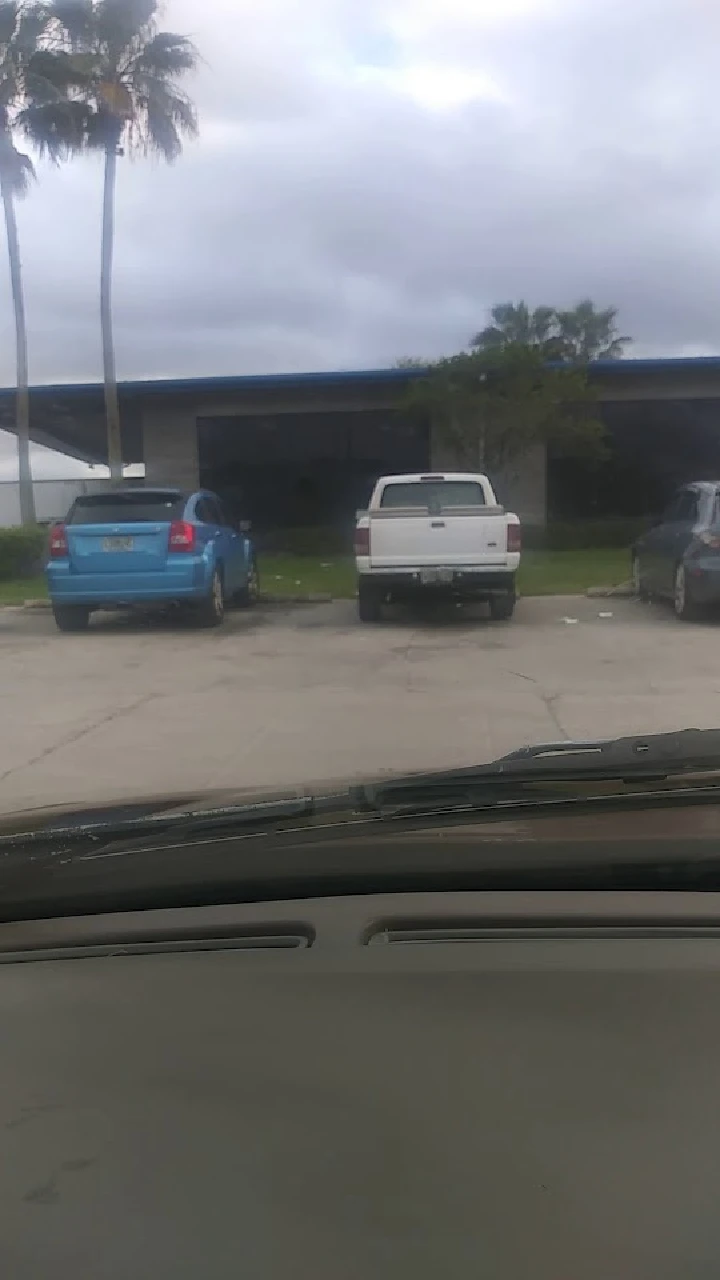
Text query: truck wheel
196 569 225 628
358 580 382 623
52 604 90 633
673 563 701 622
489 592 516 621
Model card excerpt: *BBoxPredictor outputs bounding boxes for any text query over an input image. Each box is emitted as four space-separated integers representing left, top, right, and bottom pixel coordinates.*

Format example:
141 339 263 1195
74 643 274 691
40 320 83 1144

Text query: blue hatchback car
46 488 259 632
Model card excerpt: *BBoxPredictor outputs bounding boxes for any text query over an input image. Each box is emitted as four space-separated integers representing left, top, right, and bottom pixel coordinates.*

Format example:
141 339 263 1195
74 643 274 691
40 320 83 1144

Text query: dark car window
195 497 218 524
661 490 697 523
205 498 224 526
67 492 185 525
674 491 699 523
380 480 487 509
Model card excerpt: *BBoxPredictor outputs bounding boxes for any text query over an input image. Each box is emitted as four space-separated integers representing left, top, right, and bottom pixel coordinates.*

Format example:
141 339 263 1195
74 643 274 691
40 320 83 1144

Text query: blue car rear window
67 494 186 525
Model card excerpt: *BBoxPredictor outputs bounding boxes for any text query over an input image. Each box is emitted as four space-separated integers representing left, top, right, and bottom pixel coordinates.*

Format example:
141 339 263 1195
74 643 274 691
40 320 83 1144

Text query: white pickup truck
354 472 521 622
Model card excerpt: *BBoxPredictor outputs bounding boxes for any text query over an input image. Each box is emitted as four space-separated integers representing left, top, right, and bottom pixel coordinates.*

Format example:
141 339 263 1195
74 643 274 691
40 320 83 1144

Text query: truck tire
52 604 90 633
673 563 701 622
489 591 516 621
358 579 382 623
196 568 225 628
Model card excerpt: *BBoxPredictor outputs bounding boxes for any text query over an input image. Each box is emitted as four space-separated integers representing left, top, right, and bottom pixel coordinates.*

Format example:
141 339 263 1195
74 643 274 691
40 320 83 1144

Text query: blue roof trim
6 366 426 398
4 355 720 399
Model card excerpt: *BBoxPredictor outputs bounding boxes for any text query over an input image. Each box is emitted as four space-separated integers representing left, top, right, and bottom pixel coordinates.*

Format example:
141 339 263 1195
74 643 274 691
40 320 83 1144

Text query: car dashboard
0 889 719 1278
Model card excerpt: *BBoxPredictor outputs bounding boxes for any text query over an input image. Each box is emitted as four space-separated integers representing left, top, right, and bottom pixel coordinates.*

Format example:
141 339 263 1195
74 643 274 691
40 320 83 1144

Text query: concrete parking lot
0 594 719 817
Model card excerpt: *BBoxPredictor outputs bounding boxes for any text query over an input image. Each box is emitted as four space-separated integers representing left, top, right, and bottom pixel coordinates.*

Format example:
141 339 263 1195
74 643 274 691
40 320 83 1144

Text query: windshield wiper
352 728 720 814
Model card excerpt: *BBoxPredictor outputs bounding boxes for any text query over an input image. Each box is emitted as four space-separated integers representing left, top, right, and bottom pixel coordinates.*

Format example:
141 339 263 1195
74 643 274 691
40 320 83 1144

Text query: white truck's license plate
421 568 454 584
103 537 134 552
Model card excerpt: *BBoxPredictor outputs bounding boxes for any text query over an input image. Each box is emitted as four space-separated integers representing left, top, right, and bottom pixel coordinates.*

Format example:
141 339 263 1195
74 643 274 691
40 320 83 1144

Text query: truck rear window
67 493 186 525
380 480 487 509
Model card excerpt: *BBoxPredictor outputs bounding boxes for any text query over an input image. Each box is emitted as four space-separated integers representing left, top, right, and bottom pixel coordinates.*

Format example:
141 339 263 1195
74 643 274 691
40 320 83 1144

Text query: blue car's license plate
103 537 134 552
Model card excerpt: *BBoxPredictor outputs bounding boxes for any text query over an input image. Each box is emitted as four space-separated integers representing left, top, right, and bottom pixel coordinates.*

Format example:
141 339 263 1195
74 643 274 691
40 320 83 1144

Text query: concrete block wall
429 421 547 525
143 408 200 491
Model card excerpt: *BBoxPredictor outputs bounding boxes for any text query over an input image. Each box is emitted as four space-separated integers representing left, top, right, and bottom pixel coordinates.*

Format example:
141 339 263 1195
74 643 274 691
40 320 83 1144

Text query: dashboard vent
0 927 314 963
364 921 715 945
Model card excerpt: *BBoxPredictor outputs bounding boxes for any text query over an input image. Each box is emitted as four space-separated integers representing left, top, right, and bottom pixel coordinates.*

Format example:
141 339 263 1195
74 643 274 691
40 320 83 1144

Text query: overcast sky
1 0 719 478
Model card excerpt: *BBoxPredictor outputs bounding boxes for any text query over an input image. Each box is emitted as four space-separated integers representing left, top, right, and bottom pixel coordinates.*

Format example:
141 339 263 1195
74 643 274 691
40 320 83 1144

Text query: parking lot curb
586 582 635 599
261 592 334 605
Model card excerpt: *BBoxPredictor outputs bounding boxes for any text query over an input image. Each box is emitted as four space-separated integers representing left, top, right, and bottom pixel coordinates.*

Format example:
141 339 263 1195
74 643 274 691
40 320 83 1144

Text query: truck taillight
49 522 68 558
507 523 521 553
168 520 196 553
354 526 370 555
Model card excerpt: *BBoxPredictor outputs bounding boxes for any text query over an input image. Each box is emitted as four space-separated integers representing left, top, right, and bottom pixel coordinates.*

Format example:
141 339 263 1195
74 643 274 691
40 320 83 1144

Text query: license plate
421 568 454 585
103 536 134 552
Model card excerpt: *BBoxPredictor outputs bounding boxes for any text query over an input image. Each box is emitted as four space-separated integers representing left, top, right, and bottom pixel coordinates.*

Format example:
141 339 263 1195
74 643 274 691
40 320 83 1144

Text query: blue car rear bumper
47 558 211 607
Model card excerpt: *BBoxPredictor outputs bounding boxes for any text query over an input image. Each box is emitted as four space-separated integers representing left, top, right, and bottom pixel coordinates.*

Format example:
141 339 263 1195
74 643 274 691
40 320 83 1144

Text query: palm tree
554 299 631 362
0 1 49 525
471 302 559 355
30 0 198 481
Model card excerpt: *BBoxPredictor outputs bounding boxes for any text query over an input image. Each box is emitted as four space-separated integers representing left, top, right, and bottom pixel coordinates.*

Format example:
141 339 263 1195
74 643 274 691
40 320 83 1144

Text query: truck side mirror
238 519 252 534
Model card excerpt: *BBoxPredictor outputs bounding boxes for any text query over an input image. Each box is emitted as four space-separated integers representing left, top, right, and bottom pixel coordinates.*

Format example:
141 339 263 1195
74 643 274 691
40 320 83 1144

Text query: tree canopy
408 344 607 475
18 0 199 162
472 298 631 363
405 296 627 475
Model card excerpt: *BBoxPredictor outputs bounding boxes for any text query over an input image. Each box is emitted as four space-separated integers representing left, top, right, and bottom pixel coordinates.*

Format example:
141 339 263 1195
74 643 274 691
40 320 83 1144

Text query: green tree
0 0 50 525
408 344 607 476
28 0 199 481
554 298 630 362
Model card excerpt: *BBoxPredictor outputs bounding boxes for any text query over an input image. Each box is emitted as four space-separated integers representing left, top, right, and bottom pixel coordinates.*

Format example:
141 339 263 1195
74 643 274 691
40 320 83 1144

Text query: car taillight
354 525 370 555
168 520 196 553
507 523 521 553
49 522 68 558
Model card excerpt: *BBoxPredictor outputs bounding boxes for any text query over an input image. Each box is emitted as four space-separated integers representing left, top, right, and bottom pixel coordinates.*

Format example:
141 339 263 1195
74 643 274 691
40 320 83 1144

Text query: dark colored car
632 480 720 619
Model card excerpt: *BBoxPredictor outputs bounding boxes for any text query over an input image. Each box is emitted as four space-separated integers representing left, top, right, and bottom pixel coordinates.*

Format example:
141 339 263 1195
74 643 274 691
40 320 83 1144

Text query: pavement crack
541 692 567 739
0 693 162 786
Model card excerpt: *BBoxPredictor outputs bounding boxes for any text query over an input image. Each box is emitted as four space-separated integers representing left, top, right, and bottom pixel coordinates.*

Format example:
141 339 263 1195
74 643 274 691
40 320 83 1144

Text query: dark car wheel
358 579 383 623
234 556 260 608
196 569 225 628
489 591 516 621
673 563 701 622
52 604 90 633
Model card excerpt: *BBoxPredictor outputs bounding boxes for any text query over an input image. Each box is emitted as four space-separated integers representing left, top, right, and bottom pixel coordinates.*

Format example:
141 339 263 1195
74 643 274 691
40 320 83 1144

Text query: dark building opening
198 409 429 532
548 399 720 520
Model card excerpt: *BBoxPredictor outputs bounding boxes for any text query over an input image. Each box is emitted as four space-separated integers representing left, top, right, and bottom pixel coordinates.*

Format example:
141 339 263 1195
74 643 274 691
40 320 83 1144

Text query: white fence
0 478 112 527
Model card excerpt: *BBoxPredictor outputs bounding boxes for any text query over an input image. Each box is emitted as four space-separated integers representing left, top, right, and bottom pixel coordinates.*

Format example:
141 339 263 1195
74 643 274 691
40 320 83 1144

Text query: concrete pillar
429 417 547 525
492 446 547 526
142 408 200 491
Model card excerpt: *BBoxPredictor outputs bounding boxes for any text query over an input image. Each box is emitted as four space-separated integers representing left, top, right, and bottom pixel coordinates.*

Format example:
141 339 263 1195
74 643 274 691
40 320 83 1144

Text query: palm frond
0 133 35 193
0 3 20 50
47 1 95 50
97 0 155 46
18 96 90 157
131 30 198 76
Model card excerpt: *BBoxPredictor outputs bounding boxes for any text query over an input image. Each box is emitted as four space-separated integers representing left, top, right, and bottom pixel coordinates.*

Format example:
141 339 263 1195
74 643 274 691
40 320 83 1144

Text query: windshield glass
67 494 185 524
0 0 712 836
380 481 486 508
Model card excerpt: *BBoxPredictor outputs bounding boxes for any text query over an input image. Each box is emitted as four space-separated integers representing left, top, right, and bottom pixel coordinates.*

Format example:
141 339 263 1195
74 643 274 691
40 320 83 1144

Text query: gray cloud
0 0 719 476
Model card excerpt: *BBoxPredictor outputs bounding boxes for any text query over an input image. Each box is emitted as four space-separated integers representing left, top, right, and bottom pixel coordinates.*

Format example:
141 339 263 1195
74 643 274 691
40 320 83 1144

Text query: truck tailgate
368 510 509 567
